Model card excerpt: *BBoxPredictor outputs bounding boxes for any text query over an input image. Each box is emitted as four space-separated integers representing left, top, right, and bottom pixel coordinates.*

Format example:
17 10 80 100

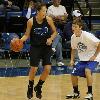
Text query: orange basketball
10 38 23 52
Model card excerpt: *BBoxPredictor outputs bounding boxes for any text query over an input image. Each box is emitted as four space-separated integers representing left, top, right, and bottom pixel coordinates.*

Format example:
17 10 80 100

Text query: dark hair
35 2 46 11
72 19 83 28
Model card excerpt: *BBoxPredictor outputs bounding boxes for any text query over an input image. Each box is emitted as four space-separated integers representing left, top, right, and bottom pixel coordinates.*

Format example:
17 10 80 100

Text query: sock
73 86 79 93
88 86 92 94
37 80 45 87
29 80 34 87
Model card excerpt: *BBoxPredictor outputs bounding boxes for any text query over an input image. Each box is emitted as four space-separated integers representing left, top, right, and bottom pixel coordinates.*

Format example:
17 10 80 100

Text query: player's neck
76 30 82 37
53 4 59 7
36 15 43 24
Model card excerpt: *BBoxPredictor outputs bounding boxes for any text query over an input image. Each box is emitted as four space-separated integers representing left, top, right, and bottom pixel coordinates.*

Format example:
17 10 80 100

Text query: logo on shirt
34 26 49 36
77 42 87 53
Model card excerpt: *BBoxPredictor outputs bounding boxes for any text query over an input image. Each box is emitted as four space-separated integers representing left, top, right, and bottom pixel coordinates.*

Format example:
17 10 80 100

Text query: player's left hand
89 55 96 61
46 38 53 46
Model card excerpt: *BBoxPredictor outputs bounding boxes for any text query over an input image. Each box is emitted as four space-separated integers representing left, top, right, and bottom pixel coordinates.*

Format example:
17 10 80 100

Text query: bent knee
85 68 92 75
44 65 51 72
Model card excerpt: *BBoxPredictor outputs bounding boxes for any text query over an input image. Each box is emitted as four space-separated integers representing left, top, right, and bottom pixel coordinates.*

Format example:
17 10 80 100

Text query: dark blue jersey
30 16 51 46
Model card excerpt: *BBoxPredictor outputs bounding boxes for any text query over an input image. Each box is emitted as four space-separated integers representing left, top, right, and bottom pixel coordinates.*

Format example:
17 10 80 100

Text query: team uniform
30 16 52 67
27 16 54 99
71 31 100 77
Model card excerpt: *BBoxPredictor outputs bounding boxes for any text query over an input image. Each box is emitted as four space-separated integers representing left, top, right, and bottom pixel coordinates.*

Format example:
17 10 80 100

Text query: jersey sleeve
86 32 100 46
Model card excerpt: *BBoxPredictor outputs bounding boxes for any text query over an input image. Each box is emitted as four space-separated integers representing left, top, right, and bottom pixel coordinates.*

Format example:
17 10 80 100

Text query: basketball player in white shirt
66 19 100 100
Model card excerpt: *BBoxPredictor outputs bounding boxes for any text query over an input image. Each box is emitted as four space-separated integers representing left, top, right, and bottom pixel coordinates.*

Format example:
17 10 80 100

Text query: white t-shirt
71 31 100 63
26 8 31 19
47 5 67 16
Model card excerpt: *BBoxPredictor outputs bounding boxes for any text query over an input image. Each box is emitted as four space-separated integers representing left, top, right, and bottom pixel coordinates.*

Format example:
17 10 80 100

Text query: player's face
38 6 47 19
72 24 82 37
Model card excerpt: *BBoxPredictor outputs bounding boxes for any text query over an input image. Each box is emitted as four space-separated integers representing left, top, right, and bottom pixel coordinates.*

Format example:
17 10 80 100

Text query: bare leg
66 75 80 99
34 65 51 99
39 65 51 81
85 68 93 93
27 66 38 99
84 68 93 99
85 68 93 86
71 75 79 93
71 75 78 86
29 67 38 81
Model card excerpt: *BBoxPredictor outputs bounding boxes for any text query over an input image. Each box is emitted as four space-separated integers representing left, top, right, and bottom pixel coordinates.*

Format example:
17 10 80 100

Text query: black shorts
30 45 52 67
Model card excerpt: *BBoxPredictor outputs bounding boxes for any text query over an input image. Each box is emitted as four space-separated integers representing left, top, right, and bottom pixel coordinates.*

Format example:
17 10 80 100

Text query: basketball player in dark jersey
20 3 57 99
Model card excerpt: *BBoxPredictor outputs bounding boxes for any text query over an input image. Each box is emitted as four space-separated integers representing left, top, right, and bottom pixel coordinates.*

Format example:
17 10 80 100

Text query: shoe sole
27 98 32 100
27 93 33 100
84 98 93 100
66 96 80 99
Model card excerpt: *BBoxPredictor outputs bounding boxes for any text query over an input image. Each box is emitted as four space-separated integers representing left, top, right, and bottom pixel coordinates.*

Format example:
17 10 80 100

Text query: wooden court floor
0 73 100 100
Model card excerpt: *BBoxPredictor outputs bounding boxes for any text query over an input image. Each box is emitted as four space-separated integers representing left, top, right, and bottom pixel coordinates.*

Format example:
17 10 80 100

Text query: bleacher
0 0 100 77
74 0 100 37
0 0 100 58
0 10 30 56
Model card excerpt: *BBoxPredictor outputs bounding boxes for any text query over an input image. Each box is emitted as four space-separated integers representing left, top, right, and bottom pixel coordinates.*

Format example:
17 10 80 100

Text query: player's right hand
46 38 53 46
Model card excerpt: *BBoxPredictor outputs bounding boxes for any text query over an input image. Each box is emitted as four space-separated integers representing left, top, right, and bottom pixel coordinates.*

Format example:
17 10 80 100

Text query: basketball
10 38 23 52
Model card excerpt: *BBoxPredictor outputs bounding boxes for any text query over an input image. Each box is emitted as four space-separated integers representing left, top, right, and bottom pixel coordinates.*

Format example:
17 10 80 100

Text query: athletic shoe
27 85 33 99
84 93 93 100
52 48 56 52
57 62 64 66
34 85 42 99
66 91 80 99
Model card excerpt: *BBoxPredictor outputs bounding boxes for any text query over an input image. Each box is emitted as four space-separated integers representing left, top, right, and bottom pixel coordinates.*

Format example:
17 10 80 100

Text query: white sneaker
84 93 93 100
57 62 64 66
52 48 56 52
66 91 80 99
